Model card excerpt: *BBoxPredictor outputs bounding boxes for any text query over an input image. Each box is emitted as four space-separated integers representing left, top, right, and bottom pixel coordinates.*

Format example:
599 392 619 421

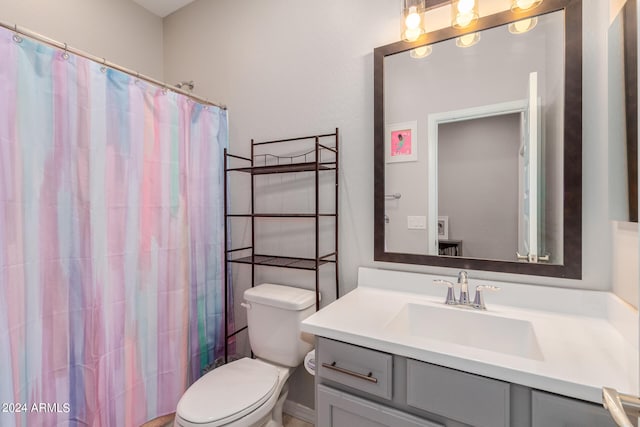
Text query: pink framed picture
386 121 418 163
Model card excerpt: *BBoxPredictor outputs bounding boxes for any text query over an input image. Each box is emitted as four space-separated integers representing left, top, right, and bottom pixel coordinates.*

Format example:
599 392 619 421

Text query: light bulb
456 32 480 48
455 12 474 28
459 33 476 46
514 18 532 32
410 45 432 58
509 17 538 34
457 0 475 13
404 27 422 41
405 6 421 29
452 0 477 28
516 0 536 9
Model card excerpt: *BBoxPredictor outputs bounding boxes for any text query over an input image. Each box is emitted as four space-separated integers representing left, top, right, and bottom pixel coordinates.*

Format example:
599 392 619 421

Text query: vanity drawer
406 359 510 427
317 337 393 399
317 384 443 427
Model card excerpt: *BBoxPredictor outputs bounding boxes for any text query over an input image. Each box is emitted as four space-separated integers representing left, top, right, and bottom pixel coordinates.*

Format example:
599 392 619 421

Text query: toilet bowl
174 284 316 427
173 358 293 427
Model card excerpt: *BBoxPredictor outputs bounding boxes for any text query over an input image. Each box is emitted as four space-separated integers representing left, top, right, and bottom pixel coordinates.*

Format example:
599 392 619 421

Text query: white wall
163 0 399 298
0 0 164 79
581 0 612 292
612 221 639 308
438 115 520 261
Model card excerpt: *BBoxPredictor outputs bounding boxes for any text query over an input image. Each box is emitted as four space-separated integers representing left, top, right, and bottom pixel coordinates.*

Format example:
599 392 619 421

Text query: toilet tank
243 284 316 367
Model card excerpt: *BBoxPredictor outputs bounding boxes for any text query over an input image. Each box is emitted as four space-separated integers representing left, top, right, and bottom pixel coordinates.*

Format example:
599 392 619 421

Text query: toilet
174 284 316 427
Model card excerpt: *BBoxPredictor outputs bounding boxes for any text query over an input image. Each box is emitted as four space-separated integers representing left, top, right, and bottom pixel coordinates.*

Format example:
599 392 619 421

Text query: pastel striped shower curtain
0 27 227 426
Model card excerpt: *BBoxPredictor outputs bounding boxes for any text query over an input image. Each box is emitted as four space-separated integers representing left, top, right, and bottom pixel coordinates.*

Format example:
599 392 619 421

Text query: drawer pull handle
322 361 378 384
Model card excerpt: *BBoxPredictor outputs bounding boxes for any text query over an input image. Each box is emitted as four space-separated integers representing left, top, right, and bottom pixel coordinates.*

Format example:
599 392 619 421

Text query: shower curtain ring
62 43 70 60
100 58 107 73
12 25 23 43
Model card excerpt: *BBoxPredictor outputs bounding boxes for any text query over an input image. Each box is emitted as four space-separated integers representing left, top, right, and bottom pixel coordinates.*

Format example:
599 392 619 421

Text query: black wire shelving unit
223 129 340 363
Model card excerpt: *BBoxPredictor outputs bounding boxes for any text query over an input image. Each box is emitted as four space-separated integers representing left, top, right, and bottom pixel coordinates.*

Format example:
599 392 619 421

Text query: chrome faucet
457 271 470 305
434 271 500 310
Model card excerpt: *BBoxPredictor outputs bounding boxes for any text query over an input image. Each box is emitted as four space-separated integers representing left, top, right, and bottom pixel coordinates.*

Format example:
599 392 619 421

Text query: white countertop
301 267 639 404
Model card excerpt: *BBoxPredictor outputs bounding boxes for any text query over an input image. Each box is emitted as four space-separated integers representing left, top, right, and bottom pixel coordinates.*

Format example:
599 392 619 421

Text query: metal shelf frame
222 129 340 363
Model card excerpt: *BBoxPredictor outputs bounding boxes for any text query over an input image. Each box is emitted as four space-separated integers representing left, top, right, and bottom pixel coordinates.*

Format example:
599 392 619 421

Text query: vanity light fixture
410 45 433 58
510 0 543 12
451 0 479 29
402 0 426 42
456 32 481 48
508 17 538 34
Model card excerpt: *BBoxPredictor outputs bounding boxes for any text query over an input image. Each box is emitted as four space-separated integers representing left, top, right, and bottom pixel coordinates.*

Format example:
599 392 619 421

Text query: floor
283 414 314 427
141 413 313 427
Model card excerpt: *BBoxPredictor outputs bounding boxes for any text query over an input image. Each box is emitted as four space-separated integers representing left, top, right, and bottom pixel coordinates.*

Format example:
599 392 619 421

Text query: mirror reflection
608 0 638 223
383 10 565 263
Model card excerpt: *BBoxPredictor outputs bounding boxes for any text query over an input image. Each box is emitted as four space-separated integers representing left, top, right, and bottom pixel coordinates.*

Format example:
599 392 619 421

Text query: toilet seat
176 358 279 426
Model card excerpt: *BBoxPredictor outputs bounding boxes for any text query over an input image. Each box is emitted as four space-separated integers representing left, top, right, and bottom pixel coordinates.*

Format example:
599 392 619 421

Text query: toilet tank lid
244 284 317 310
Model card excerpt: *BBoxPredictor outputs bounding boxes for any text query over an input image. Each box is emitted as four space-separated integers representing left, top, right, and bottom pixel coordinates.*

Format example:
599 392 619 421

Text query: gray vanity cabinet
531 390 618 427
315 337 618 427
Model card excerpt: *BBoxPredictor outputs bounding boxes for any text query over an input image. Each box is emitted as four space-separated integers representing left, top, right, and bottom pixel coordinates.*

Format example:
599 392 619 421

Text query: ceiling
132 0 196 17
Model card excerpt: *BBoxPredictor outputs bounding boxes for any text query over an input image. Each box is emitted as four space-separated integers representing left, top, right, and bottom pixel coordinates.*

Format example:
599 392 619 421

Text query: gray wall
438 114 520 261
0 0 164 79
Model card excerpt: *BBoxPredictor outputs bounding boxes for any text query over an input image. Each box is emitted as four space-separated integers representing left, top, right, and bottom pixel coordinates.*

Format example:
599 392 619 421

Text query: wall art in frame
386 121 418 163
438 216 449 240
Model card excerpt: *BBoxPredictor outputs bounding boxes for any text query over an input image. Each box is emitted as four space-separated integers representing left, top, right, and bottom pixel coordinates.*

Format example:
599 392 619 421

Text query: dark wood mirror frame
623 0 638 222
374 0 582 279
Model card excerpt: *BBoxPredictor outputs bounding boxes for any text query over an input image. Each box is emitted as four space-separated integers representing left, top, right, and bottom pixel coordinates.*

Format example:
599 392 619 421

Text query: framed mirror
609 0 637 223
374 0 582 278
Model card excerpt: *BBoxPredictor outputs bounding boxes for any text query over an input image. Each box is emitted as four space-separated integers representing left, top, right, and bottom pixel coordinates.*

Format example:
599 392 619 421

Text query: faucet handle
433 279 457 305
472 285 500 310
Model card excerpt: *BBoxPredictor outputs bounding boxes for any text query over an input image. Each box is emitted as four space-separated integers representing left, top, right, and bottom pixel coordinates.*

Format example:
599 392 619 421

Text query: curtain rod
0 21 226 110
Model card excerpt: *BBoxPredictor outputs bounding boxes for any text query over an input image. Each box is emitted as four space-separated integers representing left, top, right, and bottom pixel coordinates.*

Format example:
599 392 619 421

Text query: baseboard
283 400 315 424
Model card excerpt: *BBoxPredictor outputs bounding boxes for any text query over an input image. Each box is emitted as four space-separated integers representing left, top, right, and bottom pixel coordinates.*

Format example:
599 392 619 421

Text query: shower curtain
0 27 227 426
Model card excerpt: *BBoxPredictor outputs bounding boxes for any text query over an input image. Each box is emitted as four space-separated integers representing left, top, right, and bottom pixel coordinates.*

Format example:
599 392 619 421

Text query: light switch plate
407 216 427 230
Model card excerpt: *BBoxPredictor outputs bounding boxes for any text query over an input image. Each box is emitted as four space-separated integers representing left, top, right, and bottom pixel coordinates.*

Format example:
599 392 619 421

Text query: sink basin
384 303 543 360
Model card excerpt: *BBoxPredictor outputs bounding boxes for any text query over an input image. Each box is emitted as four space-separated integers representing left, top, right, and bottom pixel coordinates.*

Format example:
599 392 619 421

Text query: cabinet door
532 390 618 427
317 384 443 427
406 359 510 427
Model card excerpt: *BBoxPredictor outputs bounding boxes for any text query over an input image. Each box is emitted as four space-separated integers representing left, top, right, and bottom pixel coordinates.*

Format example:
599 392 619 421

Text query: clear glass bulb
457 0 475 13
516 0 536 9
410 45 432 58
514 18 532 32
404 27 421 42
459 33 475 45
509 17 537 34
455 12 474 28
405 6 421 29
456 32 480 48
